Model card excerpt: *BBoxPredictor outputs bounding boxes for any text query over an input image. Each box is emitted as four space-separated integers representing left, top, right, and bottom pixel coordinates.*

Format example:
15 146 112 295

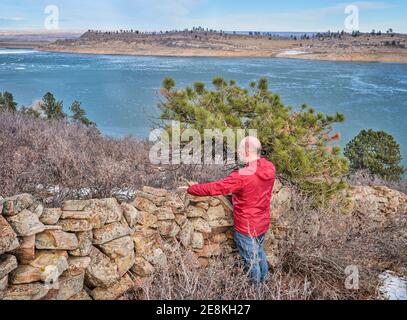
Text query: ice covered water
1 48 406 165
379 271 407 300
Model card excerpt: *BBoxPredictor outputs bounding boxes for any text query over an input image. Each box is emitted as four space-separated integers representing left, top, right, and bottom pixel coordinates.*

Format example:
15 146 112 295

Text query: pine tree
0 91 18 113
1 91 97 129
344 129 406 181
159 77 349 203
70 101 96 127
40 92 66 120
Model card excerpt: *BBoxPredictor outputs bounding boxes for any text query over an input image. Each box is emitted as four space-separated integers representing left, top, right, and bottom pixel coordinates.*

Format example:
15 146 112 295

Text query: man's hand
178 180 197 193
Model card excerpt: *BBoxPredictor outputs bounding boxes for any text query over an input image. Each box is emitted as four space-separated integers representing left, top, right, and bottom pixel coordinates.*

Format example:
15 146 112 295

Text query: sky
0 0 406 33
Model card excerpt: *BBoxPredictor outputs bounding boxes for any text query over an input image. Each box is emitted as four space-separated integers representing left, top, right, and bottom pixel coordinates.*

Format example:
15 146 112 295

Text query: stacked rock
0 187 237 300
0 194 54 300
0 193 136 300
130 187 235 274
60 197 135 300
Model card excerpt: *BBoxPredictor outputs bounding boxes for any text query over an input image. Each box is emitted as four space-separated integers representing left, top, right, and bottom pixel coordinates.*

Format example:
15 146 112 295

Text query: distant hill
0 31 81 42
3 28 407 62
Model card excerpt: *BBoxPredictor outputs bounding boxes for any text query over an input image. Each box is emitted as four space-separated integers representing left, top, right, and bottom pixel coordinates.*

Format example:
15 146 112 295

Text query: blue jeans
234 231 269 284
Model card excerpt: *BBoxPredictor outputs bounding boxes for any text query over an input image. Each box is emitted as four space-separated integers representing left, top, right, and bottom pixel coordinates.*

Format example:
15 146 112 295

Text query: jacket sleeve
187 171 244 197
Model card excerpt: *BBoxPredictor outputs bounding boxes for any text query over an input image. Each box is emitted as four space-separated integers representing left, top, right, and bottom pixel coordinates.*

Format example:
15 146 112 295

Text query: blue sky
1 0 406 32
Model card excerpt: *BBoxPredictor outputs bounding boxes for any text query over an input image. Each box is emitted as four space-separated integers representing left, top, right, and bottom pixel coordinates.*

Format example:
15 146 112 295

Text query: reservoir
1 48 407 164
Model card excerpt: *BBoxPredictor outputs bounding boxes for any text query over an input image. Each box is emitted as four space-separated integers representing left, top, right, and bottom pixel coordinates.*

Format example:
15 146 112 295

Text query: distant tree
2 90 98 130
344 129 406 181
0 91 18 113
70 100 96 127
39 92 66 120
352 30 361 37
163 77 176 91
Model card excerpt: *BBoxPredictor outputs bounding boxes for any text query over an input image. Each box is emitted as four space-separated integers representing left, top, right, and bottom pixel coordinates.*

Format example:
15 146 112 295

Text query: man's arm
187 171 244 197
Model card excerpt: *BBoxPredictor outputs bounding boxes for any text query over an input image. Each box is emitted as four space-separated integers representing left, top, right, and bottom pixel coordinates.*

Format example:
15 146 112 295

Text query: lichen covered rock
6 209 45 236
0 216 19 254
2 194 34 216
0 254 18 279
0 186 239 300
85 246 120 288
35 230 79 250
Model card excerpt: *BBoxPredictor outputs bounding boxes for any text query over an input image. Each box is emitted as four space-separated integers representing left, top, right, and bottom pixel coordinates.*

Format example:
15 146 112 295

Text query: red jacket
187 158 276 237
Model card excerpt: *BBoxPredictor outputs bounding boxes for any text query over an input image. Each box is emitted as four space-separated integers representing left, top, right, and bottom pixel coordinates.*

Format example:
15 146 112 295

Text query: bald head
238 136 262 163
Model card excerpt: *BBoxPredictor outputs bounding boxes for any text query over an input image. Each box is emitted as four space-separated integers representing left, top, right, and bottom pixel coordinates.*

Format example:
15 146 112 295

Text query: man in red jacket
187 136 276 283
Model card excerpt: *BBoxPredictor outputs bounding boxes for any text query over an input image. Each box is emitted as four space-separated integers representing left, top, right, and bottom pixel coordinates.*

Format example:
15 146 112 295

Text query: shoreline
21 46 407 63
1 31 407 63
2 42 407 64
36 31 407 63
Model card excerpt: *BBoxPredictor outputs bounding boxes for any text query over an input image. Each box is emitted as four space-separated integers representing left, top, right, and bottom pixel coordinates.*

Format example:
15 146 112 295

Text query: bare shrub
128 249 313 301
347 170 407 194
0 112 148 203
124 188 406 300
0 112 225 205
275 188 407 299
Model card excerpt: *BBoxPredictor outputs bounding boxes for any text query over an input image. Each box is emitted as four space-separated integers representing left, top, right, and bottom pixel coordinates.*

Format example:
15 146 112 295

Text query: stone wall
0 187 237 300
1 183 406 300
266 182 407 267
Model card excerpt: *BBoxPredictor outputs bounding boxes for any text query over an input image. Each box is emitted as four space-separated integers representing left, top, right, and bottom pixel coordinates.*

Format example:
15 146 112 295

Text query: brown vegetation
0 112 224 205
1 112 406 300
126 188 406 300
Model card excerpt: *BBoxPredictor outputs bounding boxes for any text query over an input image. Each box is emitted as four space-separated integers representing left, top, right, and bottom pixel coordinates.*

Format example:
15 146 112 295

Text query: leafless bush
125 188 406 300
275 189 407 299
0 112 224 205
128 250 313 301
0 112 149 203
347 170 407 194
